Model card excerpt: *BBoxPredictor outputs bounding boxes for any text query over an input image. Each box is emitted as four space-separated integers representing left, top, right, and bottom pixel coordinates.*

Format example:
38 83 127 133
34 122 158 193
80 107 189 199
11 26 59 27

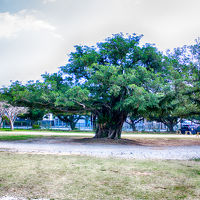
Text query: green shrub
32 124 41 129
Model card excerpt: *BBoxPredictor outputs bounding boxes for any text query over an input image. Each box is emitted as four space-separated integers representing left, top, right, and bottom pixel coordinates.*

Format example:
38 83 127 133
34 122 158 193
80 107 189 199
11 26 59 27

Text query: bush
32 124 41 129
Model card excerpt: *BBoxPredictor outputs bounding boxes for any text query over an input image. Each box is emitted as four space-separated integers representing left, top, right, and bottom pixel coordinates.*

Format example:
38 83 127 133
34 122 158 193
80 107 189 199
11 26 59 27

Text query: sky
0 0 200 87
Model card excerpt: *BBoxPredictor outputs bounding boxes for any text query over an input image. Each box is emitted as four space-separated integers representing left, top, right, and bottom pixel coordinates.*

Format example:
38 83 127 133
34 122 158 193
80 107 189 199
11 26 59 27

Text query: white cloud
0 10 57 39
1 0 200 87
42 0 57 4
0 9 65 87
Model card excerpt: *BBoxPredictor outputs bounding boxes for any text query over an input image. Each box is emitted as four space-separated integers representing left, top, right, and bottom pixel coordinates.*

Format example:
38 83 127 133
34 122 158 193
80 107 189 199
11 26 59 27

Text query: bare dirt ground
74 137 200 146
22 136 200 147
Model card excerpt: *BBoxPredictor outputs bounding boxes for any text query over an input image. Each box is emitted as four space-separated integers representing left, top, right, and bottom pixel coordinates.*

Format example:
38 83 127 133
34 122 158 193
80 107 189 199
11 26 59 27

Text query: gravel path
0 139 200 160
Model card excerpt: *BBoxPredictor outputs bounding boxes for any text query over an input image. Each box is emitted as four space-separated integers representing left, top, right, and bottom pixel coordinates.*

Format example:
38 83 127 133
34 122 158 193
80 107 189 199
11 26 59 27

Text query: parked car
179 125 197 134
196 126 200 133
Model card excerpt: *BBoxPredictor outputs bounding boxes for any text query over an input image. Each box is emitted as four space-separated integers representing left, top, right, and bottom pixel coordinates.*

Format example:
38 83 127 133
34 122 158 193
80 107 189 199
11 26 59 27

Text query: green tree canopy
3 33 199 137
2 33 166 138
59 33 165 138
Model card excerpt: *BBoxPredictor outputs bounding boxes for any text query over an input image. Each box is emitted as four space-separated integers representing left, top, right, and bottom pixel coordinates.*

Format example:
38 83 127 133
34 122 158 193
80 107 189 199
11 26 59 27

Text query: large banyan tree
59 33 165 138
2 34 169 138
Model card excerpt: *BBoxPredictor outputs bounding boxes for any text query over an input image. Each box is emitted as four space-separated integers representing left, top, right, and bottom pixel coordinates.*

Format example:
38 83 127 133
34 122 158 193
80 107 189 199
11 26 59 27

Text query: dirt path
0 137 200 160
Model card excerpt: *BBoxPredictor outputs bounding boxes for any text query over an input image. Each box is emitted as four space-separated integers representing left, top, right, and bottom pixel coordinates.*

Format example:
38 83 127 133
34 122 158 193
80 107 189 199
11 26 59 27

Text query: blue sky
0 0 200 86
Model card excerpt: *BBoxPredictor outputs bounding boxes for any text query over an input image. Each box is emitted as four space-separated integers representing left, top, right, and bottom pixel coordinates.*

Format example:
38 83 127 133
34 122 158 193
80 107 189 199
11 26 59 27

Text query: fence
1 120 180 132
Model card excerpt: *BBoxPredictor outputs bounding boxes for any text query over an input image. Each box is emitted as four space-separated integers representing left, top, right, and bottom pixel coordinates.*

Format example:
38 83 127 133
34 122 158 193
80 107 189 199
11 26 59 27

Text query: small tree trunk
10 120 14 131
91 114 97 131
166 123 175 132
131 123 136 131
0 119 3 128
70 122 76 130
161 117 178 133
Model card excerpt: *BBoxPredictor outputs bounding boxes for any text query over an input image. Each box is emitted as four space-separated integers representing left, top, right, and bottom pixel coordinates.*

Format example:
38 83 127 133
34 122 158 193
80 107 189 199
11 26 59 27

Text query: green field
0 128 95 133
0 128 174 135
0 135 44 141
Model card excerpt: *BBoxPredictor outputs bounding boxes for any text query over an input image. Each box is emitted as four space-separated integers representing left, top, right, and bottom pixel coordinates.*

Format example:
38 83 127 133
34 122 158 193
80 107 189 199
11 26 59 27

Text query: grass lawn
0 135 88 141
0 128 95 134
0 153 200 200
0 135 44 141
0 128 175 134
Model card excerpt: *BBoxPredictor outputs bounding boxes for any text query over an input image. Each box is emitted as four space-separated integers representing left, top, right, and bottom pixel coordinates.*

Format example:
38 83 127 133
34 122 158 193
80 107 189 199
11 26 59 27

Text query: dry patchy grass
0 153 200 200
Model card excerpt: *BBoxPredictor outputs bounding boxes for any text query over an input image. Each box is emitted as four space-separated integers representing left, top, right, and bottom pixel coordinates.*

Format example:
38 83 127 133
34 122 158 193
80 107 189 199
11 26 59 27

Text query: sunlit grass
0 135 88 141
0 128 95 133
0 128 177 135
0 135 44 141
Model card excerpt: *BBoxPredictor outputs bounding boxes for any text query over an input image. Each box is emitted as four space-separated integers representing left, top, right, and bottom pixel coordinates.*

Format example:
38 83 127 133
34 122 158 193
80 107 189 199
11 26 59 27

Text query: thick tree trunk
94 111 127 139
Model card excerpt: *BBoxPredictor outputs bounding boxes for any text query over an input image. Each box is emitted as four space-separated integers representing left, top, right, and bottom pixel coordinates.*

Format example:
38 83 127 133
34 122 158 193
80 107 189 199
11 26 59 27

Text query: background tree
1 74 88 130
168 40 200 116
0 102 6 128
56 114 84 130
145 43 200 132
20 108 46 127
187 40 200 114
0 102 28 130
125 110 144 131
